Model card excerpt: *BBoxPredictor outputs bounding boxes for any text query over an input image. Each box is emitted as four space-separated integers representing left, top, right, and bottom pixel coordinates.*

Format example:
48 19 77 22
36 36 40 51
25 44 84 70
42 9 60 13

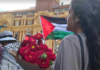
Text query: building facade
0 0 70 50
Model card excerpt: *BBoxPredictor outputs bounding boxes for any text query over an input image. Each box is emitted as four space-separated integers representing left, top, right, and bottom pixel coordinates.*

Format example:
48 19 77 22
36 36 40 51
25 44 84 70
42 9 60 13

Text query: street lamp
0 23 7 30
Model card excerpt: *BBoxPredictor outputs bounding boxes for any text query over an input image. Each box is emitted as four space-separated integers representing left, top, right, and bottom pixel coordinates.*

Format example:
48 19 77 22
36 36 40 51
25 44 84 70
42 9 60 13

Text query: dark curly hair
71 0 100 70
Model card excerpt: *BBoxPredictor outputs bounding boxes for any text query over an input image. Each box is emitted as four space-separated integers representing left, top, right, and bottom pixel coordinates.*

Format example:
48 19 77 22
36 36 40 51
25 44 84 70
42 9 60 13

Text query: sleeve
52 38 81 70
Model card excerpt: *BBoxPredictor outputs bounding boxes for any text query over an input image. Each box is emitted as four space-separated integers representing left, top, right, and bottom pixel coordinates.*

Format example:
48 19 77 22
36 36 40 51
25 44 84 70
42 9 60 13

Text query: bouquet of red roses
18 33 56 69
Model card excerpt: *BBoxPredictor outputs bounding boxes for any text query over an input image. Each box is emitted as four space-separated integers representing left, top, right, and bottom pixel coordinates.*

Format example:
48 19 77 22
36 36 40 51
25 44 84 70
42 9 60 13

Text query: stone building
0 0 70 50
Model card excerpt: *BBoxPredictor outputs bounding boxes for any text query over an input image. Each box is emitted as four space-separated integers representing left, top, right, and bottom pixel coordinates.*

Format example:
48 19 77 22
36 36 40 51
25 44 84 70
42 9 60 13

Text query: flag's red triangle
25 36 29 40
40 16 55 39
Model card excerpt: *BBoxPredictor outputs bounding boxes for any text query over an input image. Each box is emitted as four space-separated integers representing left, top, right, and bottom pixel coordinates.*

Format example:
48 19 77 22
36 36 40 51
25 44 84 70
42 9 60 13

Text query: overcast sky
0 0 71 11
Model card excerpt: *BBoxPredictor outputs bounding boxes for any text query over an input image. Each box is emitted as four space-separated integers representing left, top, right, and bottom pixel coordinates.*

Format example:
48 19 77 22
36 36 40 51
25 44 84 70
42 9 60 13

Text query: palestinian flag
39 15 74 39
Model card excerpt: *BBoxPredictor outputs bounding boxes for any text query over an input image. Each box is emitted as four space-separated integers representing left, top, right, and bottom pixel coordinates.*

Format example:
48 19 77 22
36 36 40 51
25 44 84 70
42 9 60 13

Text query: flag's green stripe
54 35 67 39
45 32 54 39
54 31 74 39
54 31 74 35
46 31 74 40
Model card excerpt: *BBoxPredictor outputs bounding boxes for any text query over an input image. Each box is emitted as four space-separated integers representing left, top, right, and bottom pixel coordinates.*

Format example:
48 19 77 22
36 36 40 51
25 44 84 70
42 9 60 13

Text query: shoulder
63 34 79 43
61 34 85 47
59 34 79 49
58 34 81 55
65 34 78 39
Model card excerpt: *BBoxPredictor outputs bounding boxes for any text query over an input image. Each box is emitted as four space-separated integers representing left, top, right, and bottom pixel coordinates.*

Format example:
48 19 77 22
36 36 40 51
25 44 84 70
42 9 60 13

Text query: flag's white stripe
54 27 71 32
54 29 71 32
54 26 67 28
51 23 71 32
52 23 67 28
54 27 66 30
54 26 66 29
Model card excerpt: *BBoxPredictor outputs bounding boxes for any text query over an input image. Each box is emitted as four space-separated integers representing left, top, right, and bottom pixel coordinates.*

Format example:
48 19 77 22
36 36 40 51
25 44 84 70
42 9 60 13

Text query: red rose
28 38 36 44
29 43 38 51
37 59 50 69
35 51 44 57
51 53 56 61
34 33 43 40
19 46 30 57
39 44 48 52
47 48 53 53
21 40 29 47
29 36 35 39
46 52 56 61
24 52 38 63
38 40 43 45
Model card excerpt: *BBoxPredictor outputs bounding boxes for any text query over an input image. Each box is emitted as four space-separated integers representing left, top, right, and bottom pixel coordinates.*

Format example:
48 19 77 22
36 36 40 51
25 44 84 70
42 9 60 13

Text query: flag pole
39 15 45 44
54 12 59 54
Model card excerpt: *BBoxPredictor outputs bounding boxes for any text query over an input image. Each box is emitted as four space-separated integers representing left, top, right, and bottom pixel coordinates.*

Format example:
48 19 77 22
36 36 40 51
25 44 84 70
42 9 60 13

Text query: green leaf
41 53 47 59
50 60 53 66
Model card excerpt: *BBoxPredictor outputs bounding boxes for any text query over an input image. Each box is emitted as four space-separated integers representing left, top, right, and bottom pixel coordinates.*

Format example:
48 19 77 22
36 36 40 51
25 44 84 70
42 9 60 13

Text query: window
65 8 69 11
15 32 18 39
31 11 35 14
59 9 62 12
14 13 17 16
54 8 69 12
54 9 59 12
22 12 28 15
18 13 22 15
62 9 65 12
27 12 32 15
28 21 32 25
16 21 19 26
26 11 35 14
14 11 35 16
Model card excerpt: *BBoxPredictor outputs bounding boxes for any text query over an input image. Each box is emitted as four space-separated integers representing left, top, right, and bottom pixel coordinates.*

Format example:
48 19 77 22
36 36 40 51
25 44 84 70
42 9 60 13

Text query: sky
0 0 71 12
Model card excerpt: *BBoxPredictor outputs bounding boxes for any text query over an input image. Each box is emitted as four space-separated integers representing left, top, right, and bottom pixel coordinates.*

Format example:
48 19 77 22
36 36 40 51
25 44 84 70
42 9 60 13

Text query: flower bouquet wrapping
9 33 56 70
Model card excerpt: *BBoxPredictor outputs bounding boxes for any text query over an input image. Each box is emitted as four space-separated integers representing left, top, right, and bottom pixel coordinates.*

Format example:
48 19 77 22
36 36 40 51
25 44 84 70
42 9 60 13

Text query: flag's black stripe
41 15 67 24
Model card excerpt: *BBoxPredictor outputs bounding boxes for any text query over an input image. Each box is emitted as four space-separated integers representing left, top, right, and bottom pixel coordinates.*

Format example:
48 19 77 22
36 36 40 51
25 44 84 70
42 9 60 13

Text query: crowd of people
0 0 100 70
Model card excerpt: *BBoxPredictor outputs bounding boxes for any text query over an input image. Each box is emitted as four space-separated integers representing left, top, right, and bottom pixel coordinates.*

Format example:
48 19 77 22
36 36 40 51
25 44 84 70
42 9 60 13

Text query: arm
52 38 81 70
